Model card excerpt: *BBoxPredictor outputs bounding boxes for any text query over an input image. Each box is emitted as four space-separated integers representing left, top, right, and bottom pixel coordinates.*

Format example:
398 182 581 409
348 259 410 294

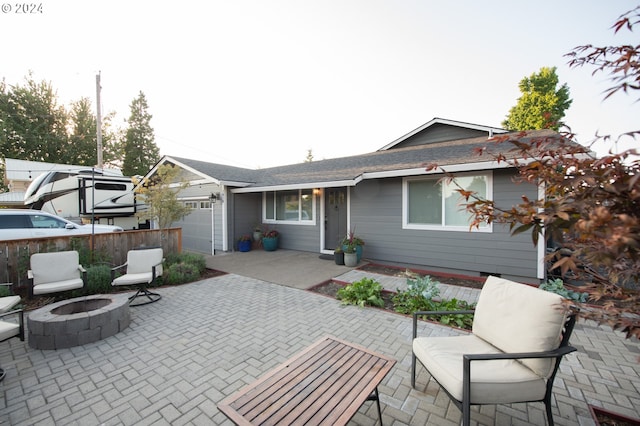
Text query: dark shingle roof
168 129 563 190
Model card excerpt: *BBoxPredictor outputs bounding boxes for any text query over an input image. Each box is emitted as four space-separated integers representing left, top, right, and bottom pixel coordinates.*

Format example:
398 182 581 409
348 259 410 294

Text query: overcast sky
1 0 637 169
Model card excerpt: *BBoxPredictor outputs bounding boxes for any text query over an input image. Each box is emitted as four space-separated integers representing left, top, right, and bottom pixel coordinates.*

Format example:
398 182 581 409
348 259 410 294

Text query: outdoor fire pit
28 294 130 350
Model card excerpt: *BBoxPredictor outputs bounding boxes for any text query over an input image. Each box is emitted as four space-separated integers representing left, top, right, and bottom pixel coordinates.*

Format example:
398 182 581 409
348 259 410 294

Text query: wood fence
0 228 182 291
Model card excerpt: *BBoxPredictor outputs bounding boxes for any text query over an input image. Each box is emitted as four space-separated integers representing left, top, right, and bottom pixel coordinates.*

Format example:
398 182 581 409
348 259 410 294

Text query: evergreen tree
0 72 69 162
122 91 159 176
66 97 98 166
502 67 572 131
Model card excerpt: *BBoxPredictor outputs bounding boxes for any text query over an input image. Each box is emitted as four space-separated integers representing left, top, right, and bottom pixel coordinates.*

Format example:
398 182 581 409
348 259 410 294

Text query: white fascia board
231 177 362 194
167 157 213 180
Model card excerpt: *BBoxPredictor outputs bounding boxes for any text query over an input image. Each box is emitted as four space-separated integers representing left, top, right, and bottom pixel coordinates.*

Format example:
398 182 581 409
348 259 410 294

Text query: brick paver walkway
1 274 639 425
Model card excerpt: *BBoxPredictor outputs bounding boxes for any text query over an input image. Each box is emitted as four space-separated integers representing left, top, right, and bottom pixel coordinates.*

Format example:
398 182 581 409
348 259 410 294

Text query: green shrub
165 262 201 285
165 252 206 274
0 285 11 297
71 264 113 296
337 277 384 308
540 278 589 302
70 238 111 266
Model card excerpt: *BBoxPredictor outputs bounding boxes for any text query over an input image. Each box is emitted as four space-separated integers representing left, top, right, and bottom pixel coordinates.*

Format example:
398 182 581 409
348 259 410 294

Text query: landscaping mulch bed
309 263 485 311
359 263 485 289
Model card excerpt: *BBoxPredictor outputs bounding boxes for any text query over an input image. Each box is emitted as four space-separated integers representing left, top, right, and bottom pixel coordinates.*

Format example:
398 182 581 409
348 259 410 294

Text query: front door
324 188 347 250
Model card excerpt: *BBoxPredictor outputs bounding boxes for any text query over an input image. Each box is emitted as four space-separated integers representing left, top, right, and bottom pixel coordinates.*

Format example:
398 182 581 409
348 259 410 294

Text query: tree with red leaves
432 5 640 339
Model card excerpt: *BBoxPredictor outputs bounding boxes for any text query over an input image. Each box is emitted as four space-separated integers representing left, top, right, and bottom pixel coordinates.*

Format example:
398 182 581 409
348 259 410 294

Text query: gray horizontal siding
395 124 488 148
349 172 540 282
232 192 261 245
175 183 224 254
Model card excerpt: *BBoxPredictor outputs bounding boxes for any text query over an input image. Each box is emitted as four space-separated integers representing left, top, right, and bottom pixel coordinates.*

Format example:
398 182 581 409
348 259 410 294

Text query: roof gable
378 117 506 151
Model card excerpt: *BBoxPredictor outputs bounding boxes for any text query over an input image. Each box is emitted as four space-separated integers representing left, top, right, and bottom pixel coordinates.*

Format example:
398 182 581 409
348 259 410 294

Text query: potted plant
237 235 252 252
343 243 358 267
252 225 263 243
262 227 279 251
341 229 364 262
334 246 344 265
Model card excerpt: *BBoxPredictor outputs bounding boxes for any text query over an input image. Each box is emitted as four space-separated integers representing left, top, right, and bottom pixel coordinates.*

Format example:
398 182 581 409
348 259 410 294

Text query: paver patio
1 270 639 425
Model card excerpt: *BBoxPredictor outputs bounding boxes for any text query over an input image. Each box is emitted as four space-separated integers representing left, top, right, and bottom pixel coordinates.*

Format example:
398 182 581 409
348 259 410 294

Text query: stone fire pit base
28 294 131 350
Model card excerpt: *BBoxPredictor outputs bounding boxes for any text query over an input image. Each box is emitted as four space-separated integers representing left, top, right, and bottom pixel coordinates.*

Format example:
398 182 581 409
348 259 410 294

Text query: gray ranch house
144 118 554 284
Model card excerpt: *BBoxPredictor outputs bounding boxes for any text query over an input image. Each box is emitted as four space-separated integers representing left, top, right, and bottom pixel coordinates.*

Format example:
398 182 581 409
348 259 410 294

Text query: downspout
221 185 228 252
537 181 546 280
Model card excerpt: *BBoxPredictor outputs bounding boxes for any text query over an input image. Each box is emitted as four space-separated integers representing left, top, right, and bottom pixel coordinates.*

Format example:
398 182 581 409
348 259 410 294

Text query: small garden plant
393 275 475 329
540 278 589 303
392 275 441 313
337 277 384 308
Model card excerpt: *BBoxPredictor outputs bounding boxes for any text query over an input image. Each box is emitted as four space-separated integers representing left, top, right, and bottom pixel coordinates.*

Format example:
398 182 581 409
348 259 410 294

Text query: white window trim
402 171 493 233
262 189 316 225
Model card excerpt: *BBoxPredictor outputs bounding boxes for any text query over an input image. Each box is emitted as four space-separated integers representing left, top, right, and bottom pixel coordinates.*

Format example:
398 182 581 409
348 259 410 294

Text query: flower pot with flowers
341 229 364 262
252 225 263 243
262 228 279 251
237 235 252 252
343 243 358 267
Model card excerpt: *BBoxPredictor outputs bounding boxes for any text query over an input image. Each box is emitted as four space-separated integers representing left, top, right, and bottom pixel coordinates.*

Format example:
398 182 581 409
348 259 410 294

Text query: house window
264 189 314 223
403 172 492 231
184 201 198 209
200 201 211 209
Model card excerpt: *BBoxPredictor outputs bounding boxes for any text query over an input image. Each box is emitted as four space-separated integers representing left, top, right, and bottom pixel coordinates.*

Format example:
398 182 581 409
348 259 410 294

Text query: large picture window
403 173 492 231
264 189 314 223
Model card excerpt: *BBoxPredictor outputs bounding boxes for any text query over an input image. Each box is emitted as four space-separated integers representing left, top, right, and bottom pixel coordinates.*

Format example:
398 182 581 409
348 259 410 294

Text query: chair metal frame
27 251 87 298
411 310 577 426
0 308 25 382
111 248 163 306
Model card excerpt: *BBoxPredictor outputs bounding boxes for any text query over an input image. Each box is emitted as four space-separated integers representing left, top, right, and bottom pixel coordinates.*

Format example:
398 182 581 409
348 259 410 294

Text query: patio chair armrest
27 270 33 280
463 345 577 363
412 310 475 338
111 263 127 281
0 308 24 320
78 265 86 273
151 259 163 280
0 308 25 341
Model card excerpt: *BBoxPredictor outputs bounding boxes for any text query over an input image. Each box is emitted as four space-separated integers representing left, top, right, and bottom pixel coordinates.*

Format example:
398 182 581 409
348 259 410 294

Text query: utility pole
96 72 103 169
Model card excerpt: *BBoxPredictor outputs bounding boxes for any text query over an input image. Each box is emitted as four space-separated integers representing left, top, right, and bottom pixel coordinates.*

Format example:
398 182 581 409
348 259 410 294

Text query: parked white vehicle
23 168 145 230
0 209 123 241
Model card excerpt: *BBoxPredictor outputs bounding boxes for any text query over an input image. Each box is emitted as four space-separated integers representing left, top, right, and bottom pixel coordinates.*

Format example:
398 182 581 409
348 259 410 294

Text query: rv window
95 183 127 191
50 172 72 183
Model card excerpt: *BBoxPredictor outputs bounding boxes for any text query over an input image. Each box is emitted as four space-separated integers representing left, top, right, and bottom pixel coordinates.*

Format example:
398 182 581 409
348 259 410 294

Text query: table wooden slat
218 336 396 426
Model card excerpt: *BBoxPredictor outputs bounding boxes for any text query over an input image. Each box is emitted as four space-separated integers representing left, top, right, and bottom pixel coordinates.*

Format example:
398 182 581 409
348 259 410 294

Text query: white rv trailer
23 169 147 230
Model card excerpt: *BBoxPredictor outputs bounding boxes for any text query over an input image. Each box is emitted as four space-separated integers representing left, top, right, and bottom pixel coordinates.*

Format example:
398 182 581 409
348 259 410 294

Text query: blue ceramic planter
262 236 279 251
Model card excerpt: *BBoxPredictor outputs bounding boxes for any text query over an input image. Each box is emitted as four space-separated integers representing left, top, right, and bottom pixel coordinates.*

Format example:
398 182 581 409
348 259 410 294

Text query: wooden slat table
218 336 396 426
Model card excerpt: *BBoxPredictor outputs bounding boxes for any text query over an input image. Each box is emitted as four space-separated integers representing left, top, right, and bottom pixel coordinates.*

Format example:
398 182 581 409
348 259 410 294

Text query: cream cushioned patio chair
111 248 163 306
0 306 24 382
412 276 577 426
28 251 86 298
0 283 21 314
